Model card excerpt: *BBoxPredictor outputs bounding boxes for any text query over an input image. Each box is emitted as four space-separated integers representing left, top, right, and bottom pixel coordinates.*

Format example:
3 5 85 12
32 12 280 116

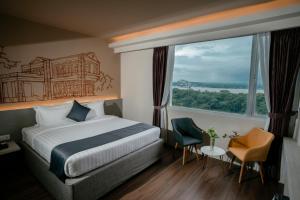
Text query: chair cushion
182 135 202 146
229 145 248 161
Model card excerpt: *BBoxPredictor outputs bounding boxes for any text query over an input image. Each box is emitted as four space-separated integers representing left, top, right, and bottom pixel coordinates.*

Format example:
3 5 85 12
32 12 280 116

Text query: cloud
175 42 229 58
173 35 253 84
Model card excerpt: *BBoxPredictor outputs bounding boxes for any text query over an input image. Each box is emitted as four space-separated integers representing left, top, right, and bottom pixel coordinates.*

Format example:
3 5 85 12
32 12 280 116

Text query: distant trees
256 93 268 115
173 80 250 89
172 88 267 115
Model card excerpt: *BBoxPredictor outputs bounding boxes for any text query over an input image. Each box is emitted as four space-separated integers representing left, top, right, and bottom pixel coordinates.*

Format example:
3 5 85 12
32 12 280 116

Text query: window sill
168 105 266 121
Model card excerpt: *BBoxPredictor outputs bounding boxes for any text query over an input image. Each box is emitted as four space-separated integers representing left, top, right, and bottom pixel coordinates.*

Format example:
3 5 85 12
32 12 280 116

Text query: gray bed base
20 139 165 200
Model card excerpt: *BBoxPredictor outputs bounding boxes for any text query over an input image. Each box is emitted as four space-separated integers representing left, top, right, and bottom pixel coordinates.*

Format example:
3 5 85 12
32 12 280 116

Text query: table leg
220 155 226 172
202 155 208 169
202 154 226 171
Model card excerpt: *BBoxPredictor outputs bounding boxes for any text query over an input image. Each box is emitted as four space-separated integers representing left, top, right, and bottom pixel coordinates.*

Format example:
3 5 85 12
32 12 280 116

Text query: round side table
200 146 226 169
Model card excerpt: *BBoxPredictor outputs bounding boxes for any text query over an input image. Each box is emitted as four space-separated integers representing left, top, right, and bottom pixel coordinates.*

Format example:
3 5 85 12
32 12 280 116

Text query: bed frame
21 139 165 200
1 99 165 199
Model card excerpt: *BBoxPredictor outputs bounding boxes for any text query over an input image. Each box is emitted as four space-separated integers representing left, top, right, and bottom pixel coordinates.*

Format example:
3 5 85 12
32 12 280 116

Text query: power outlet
0 134 10 142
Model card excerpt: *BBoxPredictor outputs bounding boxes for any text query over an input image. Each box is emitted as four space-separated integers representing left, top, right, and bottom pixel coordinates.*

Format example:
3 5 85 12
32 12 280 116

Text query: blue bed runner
49 123 155 181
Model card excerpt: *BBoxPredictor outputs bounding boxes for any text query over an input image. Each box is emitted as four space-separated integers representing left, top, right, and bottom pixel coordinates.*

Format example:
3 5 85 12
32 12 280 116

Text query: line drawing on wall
0 46 113 103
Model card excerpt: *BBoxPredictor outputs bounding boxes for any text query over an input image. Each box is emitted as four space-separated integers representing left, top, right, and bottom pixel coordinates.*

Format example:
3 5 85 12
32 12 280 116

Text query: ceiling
0 0 270 39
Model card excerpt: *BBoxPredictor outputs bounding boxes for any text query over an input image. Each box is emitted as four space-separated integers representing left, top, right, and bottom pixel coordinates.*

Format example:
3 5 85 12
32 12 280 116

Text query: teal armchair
171 118 207 165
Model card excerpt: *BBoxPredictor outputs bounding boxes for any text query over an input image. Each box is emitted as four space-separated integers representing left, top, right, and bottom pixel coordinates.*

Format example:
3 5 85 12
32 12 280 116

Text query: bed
19 100 165 200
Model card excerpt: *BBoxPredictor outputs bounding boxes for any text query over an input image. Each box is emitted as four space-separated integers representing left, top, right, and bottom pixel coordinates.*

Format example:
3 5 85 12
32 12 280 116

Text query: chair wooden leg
239 162 245 184
194 145 200 160
188 145 192 153
182 147 187 165
259 162 265 184
186 146 190 161
229 156 236 169
175 142 178 150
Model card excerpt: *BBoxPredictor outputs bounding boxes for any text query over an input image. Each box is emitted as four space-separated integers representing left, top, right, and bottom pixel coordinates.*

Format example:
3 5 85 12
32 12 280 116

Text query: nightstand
0 141 21 156
0 141 21 171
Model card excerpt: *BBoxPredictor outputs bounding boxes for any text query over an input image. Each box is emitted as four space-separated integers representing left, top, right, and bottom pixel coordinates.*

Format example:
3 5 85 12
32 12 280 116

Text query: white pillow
34 103 73 127
85 109 97 120
85 100 105 119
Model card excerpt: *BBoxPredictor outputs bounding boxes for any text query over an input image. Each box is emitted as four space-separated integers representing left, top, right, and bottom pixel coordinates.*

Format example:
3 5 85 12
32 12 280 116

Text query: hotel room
0 0 299 200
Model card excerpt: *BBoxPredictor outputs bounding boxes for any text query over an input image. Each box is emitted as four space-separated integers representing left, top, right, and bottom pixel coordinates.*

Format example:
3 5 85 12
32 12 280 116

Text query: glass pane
256 65 268 115
172 36 253 114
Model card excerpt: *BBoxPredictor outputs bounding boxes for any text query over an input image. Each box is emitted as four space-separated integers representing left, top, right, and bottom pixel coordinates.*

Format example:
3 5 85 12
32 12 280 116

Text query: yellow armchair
228 128 274 184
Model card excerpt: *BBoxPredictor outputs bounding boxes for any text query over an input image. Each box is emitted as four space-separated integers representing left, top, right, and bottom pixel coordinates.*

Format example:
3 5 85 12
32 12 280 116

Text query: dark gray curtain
267 27 300 180
152 46 168 127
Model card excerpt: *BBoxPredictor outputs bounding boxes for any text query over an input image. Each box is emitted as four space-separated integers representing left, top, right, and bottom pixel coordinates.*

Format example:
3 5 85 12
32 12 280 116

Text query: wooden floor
2 147 282 200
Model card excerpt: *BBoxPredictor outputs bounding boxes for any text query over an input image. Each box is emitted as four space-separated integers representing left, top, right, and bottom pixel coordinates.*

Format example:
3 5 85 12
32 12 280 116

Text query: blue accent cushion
67 100 90 122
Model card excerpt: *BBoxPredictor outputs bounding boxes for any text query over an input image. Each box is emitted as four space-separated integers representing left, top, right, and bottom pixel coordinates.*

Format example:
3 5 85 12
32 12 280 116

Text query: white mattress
22 116 160 178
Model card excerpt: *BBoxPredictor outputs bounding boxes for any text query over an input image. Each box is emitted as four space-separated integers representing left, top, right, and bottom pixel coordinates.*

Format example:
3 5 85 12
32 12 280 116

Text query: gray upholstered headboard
0 99 122 142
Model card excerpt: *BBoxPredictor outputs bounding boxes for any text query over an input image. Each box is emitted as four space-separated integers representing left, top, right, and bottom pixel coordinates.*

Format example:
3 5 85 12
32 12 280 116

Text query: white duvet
22 116 160 178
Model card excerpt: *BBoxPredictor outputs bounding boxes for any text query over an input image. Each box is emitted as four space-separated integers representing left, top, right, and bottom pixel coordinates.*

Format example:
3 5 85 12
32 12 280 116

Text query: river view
173 86 264 94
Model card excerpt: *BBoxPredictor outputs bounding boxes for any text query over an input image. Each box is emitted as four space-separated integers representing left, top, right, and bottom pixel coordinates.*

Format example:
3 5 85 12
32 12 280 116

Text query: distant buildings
0 49 112 103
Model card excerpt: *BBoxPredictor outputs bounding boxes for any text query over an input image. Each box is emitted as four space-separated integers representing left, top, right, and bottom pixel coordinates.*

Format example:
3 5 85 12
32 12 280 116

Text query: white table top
0 141 21 156
200 146 226 157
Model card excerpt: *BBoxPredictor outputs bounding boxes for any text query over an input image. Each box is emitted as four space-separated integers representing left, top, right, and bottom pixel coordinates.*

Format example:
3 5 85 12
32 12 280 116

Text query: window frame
169 35 266 118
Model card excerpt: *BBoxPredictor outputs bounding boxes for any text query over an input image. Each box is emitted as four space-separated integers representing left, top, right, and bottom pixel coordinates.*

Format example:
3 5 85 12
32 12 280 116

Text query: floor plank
119 157 281 200
1 147 282 200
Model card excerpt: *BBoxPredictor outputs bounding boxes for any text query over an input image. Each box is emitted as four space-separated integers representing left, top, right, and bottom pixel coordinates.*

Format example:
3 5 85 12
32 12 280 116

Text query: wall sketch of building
0 47 113 104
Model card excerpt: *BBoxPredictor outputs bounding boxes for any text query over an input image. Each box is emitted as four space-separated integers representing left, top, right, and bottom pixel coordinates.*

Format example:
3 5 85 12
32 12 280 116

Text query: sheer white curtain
294 101 300 146
257 32 271 130
293 73 300 145
160 45 175 131
247 35 259 116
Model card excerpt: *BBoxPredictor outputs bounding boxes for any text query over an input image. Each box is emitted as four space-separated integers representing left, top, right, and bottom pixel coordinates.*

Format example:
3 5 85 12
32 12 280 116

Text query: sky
173 35 253 84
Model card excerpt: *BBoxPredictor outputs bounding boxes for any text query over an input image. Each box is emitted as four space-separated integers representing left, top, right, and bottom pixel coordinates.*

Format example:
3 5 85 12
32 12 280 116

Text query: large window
171 35 267 116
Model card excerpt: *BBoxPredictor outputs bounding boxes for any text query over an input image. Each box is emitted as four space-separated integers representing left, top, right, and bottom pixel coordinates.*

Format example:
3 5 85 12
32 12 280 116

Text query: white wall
121 49 154 123
121 48 266 149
